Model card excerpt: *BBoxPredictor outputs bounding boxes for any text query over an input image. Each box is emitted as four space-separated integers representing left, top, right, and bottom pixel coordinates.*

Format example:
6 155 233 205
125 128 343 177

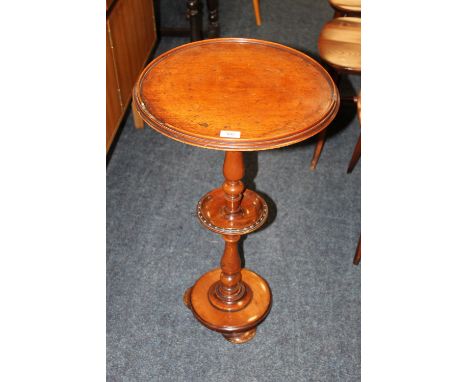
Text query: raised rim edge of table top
133 38 340 152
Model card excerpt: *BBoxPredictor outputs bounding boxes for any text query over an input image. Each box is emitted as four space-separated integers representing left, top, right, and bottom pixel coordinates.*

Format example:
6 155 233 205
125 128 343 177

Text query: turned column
222 151 244 219
208 152 253 311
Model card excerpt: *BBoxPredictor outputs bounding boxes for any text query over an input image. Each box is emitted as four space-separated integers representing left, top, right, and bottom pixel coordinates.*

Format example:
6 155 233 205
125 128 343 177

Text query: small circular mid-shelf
197 188 268 235
133 38 340 151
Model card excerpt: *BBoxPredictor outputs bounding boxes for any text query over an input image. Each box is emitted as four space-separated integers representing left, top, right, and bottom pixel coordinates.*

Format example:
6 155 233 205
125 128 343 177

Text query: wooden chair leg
252 0 261 26
347 133 361 173
187 0 202 41
206 0 220 38
310 129 327 170
132 98 144 129
353 235 361 265
333 10 345 18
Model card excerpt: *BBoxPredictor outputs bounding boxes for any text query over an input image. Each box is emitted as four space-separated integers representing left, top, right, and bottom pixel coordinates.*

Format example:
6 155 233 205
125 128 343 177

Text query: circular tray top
134 38 339 151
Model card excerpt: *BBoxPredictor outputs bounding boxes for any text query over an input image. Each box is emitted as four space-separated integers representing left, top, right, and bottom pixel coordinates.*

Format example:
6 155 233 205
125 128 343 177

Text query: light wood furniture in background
310 16 361 170
252 0 262 26
350 94 361 265
106 0 157 152
133 38 339 343
329 0 361 18
347 92 361 173
353 235 361 265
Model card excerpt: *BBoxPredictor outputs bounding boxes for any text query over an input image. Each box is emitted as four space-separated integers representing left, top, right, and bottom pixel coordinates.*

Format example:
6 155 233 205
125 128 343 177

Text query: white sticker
220 130 241 138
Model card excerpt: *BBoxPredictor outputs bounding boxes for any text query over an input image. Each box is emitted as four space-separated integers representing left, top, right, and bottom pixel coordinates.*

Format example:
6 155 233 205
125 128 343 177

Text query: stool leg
206 0 220 38
347 133 361 173
310 129 327 170
132 98 144 129
353 235 361 265
252 0 261 26
308 69 339 170
333 10 344 18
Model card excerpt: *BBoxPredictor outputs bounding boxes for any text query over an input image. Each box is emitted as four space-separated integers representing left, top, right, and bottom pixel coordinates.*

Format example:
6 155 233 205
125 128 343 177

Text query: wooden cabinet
106 0 157 152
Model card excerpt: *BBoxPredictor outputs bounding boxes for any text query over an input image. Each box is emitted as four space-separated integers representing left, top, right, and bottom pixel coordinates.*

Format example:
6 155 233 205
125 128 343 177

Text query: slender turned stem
222 151 245 219
217 152 246 301
218 235 243 298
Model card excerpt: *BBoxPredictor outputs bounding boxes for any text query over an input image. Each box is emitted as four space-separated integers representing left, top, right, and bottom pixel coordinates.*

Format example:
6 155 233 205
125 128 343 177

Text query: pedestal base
184 268 271 343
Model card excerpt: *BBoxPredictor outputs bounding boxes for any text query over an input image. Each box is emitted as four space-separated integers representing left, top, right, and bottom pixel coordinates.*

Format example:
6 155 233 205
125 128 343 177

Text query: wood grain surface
252 0 262 26
329 0 361 13
134 38 339 151
108 0 156 109
318 17 361 73
106 30 123 146
106 0 157 151
189 268 271 334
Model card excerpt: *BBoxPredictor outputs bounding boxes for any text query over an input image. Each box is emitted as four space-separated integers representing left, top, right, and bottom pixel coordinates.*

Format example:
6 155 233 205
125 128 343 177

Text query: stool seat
318 17 361 72
134 38 339 151
329 0 361 13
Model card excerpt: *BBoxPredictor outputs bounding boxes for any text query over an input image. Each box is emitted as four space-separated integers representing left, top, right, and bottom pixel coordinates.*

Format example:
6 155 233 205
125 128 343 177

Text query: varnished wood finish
106 30 123 145
106 0 157 151
318 17 361 73
190 150 271 341
329 0 361 17
347 133 361 173
310 129 327 170
108 0 157 107
347 93 361 173
353 235 361 265
356 92 361 120
106 0 116 11
198 151 268 234
252 0 262 26
310 17 360 170
134 39 339 342
189 268 271 342
134 38 339 151
208 235 253 312
132 99 144 129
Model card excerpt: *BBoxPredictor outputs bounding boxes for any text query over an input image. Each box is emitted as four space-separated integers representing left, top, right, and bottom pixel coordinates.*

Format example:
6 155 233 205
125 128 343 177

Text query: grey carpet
107 0 360 381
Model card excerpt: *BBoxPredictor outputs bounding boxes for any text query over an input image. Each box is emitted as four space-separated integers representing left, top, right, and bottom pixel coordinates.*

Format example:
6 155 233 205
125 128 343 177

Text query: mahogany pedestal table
133 38 339 344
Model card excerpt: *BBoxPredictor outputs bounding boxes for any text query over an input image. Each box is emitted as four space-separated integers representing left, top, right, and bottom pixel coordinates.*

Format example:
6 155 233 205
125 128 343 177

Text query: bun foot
223 328 256 344
188 268 271 341
183 287 193 309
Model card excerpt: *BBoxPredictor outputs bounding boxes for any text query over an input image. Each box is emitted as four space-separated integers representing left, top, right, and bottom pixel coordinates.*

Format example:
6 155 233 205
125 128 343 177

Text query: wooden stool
329 0 361 18
347 92 361 173
133 38 339 343
310 17 361 170
252 0 261 26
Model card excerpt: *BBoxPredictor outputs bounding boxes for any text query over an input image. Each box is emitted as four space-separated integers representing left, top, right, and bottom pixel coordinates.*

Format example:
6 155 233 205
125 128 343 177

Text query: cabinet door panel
107 0 156 108
106 28 123 150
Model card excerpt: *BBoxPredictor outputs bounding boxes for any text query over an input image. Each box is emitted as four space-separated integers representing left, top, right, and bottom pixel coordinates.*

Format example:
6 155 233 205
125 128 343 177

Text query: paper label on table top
220 130 241 138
